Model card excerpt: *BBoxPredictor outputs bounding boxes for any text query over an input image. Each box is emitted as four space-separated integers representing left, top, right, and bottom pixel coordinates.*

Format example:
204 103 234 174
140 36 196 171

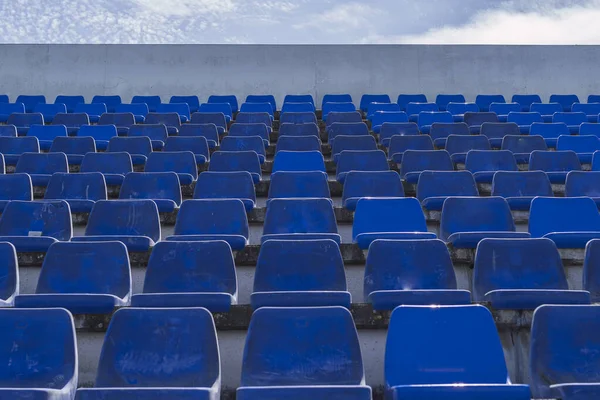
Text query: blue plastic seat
322 93 353 108
234 112 273 130
229 123 270 146
0 102 25 123
145 112 182 135
268 171 330 201
584 240 600 302
119 172 182 213
529 197 600 248
179 124 219 148
272 150 326 173
145 151 198 185
328 122 369 143
170 95 200 113
115 103 149 123
208 151 261 183
131 240 237 311
190 113 226 135
507 111 544 134
572 103 600 122
0 200 72 252
262 198 340 244
445 134 491 163
15 241 131 314
198 103 232 122
397 94 427 111
474 238 590 309
379 122 419 147
366 102 399 119
281 102 315 114
164 136 210 164
512 94 542 111
447 102 479 119
72 199 160 252
34 103 66 123
491 171 553 211
195 171 256 211
550 94 580 111
353 198 436 249
49 136 96 165
322 102 356 121
566 171 600 207
220 136 266 163
208 94 239 113
0 243 17 306
501 134 547 163
166 199 249 250
360 94 390 112
400 150 454 184
44 172 107 213
279 112 317 125
0 125 17 137
252 239 350 309
336 149 389 183
275 135 321 152
240 102 274 119
92 95 122 113
27 124 68 151
7 112 44 135
98 113 136 135
15 152 68 187
365 239 471 310
476 94 505 112
529 150 581 184
55 95 85 113
405 102 439 122
131 95 162 112
463 112 500 134
371 111 408 133
0 308 77 399
440 197 530 248
530 103 562 122
53 112 90 135
489 102 521 122
0 174 33 213
325 111 362 126
589 95 600 103
465 150 518 183
246 94 276 112
107 136 152 166
237 306 371 400
436 94 466 111
284 94 314 106
332 135 377 162
76 307 220 400
385 305 530 400
342 171 403 211
16 95 46 113
530 304 600 400
481 122 519 148
77 125 117 151
553 112 587 134
157 103 191 123
0 136 40 165
74 103 106 123
557 135 600 163
417 170 479 211
388 134 433 163
80 152 133 186
417 111 453 134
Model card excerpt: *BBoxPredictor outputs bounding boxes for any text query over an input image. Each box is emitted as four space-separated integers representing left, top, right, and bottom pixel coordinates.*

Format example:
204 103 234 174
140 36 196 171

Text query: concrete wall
1 44 599 105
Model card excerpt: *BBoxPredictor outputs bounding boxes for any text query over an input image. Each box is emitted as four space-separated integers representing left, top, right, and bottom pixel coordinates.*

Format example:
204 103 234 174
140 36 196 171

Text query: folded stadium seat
366 102 400 120
530 305 600 400
342 171 403 211
481 122 519 148
166 199 249 250
77 125 117 151
529 150 581 184
107 136 152 166
279 111 317 125
416 170 479 211
131 95 162 112
445 134 491 164
7 112 44 135
336 149 389 183
331 135 377 163
0 136 40 165
529 102 562 122
388 134 434 163
156 103 191 123
0 308 77 399
145 112 182 135
132 240 237 311
281 102 315 114
98 112 136 135
273 150 326 173
557 135 600 164
76 307 221 400
190 112 227 134
15 152 68 187
553 111 588 134
463 111 500 134
240 102 274 119
198 102 233 122
119 172 182 213
237 306 371 400
572 103 600 122
164 136 210 164
507 111 543 134
529 197 600 248
275 135 321 153
417 111 454 135
228 123 270 146
400 149 454 184
246 94 277 112
360 94 391 113
74 102 107 123
365 239 471 310
436 94 466 111
268 171 330 203
179 123 219 148
446 102 479 122
72 199 160 252
26 124 67 151
145 151 198 185
169 94 200 113
475 94 506 112
0 102 25 123
220 136 266 163
406 102 439 122
397 94 428 111
49 136 96 165
512 94 542 111
0 200 72 252
44 172 106 214
501 134 548 164
322 93 353 108
379 122 419 148
209 151 262 183
566 171 600 206
284 94 314 106
328 122 369 143
489 102 521 122
92 95 122 113
322 102 357 122
208 94 239 113
371 111 409 134
584 240 600 301
464 150 518 184
252 239 350 309
474 238 590 310
195 171 256 211
234 112 273 131
115 103 149 123
80 152 133 186
0 125 17 137
34 103 66 124
279 123 320 138
550 94 580 112
0 174 33 213
0 242 16 306
428 122 469 148
529 122 570 148
15 241 131 313
55 94 85 113
325 111 362 126
491 171 553 211
53 112 90 135
385 305 530 400
353 198 436 249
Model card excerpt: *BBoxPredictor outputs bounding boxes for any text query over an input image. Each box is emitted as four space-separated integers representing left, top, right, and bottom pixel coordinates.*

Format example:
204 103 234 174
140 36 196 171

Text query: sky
0 0 599 44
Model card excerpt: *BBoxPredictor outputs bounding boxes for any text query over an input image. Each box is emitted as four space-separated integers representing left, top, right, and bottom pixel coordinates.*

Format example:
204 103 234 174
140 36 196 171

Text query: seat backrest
342 171 404 203
491 171 553 198
380 122 420 143
272 150 325 173
169 95 200 112
245 95 276 112
220 136 265 158
465 150 517 173
507 111 543 125
566 171 600 198
229 123 269 142
85 200 160 242
78 125 118 142
15 152 68 175
480 122 519 140
49 136 96 155
429 122 470 141
279 123 320 138
337 150 389 175
34 103 67 118
0 102 25 116
195 171 256 204
325 111 362 126
331 135 377 156
463 112 499 126
52 112 90 127
489 102 521 116
107 136 152 157
145 151 198 180
119 172 182 206
7 112 44 126
16 95 46 112
446 102 479 115
189 113 227 129
400 150 453 178
241 306 364 386
45 172 107 202
115 103 149 116
367 102 399 118
529 150 581 172
388 135 433 155
416 170 478 201
0 125 17 137
279 112 317 125
131 95 162 112
0 200 72 240
178 124 219 143
74 103 107 116
353 198 428 241
81 152 133 175
240 102 273 117
0 136 39 155
328 122 369 142
0 243 17 302
234 112 272 127
55 95 85 113
371 111 408 127
281 102 315 114
360 94 391 112
92 95 121 112
128 124 168 142
275 135 321 152
557 135 600 153
208 95 239 113
397 94 427 111
284 94 314 105
572 103 600 116
475 94 506 112
445 134 491 155
27 124 68 141
529 197 600 237
549 94 580 111
268 171 330 199
584 240 600 301
173 199 248 238
144 112 181 129
436 94 466 111
208 151 261 176
322 94 353 108
512 94 542 111
263 198 338 236
98 112 135 127
0 173 32 202
164 136 210 159
501 135 547 153
553 111 588 125
322 102 356 120
198 103 233 119
530 102 562 115
417 111 453 127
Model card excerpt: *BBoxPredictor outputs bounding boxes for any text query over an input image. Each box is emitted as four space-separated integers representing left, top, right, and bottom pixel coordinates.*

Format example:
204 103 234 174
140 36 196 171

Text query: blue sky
0 0 599 44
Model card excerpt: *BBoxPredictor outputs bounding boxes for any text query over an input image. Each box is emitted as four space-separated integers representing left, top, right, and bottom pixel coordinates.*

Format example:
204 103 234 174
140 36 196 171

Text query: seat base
368 289 471 311
261 233 341 245
0 388 73 400
552 382 600 400
355 232 437 250
131 292 233 312
543 232 600 249
15 294 125 314
237 385 372 400
447 231 531 249
0 236 58 252
251 291 352 310
484 289 590 310
390 384 531 400
166 234 247 251
71 235 154 252
76 388 217 400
